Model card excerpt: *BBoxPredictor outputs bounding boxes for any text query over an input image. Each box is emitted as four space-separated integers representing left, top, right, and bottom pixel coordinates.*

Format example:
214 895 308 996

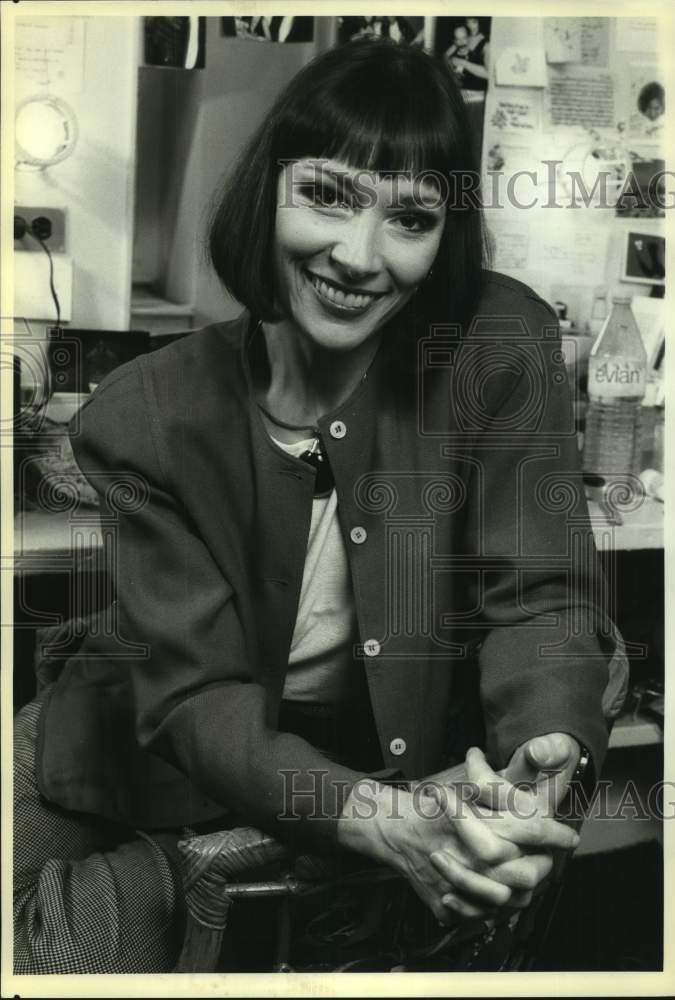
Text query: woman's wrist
337 778 407 866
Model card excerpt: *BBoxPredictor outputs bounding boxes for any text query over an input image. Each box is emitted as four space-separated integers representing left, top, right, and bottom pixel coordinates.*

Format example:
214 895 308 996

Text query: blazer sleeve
68 360 365 847
463 301 614 778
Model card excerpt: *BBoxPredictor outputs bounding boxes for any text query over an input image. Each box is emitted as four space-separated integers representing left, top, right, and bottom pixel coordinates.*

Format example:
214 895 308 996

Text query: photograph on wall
434 17 492 162
626 64 665 139
622 231 665 285
221 16 314 43
143 16 206 69
615 155 666 218
336 16 425 46
434 16 491 96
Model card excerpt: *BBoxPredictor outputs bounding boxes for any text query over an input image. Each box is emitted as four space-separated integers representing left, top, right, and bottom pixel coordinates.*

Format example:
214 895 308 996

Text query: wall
481 16 665 330
14 15 140 331
133 17 334 327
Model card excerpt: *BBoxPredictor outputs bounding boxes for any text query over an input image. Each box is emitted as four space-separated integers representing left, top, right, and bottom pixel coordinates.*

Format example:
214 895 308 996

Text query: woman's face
644 97 663 121
466 18 480 35
272 158 445 353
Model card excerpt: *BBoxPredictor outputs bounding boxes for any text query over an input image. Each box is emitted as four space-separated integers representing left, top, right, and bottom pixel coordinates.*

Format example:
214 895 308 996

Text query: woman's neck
255 319 382 427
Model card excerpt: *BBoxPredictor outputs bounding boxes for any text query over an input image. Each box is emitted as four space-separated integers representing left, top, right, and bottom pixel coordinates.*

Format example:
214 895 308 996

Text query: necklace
252 320 376 497
256 401 334 497
256 401 318 434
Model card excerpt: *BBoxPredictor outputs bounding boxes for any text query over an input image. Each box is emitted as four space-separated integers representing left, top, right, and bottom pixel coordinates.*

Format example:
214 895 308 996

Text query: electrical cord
23 228 62 328
36 236 61 328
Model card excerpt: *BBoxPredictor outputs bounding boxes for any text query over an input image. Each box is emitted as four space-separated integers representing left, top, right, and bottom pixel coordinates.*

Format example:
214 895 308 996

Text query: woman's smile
305 268 387 314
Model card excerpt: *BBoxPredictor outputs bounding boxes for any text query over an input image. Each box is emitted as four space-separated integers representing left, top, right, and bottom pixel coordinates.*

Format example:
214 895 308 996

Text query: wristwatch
571 743 592 786
564 743 595 824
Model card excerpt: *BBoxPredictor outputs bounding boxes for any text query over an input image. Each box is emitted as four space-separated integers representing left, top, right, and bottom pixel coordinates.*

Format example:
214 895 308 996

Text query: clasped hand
338 733 581 926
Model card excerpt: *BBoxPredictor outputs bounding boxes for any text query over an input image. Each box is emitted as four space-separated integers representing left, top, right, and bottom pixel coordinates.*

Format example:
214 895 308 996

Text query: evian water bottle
582 294 647 499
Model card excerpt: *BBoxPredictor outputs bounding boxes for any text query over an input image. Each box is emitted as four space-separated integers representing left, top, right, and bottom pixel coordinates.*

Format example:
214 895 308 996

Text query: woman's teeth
309 273 378 311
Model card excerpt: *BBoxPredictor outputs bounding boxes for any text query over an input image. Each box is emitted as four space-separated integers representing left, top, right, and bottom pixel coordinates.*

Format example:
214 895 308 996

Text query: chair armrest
177 826 290 930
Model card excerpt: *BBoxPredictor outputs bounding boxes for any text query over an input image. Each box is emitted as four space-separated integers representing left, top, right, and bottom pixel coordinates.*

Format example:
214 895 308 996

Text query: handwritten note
615 17 657 53
547 71 614 128
15 17 86 95
536 224 609 283
545 20 581 64
488 91 540 132
545 18 609 67
579 18 609 67
491 224 531 271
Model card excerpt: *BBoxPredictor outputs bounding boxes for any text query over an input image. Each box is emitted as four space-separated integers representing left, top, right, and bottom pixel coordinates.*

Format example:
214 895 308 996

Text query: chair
174 822 551 973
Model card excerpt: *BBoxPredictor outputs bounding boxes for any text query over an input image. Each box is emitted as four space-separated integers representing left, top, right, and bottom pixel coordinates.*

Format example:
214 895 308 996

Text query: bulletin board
478 16 665 331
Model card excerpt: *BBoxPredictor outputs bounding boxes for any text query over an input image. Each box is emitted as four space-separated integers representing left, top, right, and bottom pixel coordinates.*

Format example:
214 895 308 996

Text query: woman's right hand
337 777 578 924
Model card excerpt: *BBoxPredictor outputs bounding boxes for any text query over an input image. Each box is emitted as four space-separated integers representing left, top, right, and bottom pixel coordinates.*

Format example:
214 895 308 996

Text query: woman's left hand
425 735 582 916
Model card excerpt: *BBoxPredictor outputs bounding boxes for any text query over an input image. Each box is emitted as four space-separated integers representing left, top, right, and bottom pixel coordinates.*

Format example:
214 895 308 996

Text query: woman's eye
299 183 349 209
395 213 435 233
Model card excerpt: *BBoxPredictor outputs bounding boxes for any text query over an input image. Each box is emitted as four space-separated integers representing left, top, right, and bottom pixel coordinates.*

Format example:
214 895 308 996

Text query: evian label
588 356 646 398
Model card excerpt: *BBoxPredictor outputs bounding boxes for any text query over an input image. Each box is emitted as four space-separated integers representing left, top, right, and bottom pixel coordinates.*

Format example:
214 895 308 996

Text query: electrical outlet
14 206 66 253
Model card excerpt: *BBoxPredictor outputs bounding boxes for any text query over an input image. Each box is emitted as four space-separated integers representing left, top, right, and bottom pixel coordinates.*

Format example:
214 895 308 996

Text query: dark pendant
300 446 335 497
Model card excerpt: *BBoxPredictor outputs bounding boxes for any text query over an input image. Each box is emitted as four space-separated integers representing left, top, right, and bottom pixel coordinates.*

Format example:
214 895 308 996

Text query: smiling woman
271 161 445 349
14 38 620 974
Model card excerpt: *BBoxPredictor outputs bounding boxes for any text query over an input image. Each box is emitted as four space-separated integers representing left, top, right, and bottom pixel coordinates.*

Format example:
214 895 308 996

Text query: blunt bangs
273 42 477 183
208 39 487 330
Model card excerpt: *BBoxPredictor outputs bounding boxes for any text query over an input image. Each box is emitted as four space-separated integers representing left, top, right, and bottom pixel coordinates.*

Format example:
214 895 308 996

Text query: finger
433 783 521 866
463 747 580 845
525 733 576 772
472 804 580 852
485 853 554 892
430 851 512 907
441 891 494 920
465 746 534 813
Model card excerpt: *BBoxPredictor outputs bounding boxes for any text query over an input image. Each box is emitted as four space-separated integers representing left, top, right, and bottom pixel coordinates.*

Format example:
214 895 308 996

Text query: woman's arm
67 360 367 848
452 44 490 81
459 299 613 778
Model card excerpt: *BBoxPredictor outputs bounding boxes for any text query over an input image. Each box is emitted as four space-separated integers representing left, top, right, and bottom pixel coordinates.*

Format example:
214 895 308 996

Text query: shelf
588 497 663 551
130 284 195 317
608 713 662 749
12 509 103 574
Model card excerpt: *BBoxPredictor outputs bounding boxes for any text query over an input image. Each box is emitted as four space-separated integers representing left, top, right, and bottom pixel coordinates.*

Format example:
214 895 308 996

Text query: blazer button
390 737 407 756
350 526 367 544
364 638 381 657
329 420 347 439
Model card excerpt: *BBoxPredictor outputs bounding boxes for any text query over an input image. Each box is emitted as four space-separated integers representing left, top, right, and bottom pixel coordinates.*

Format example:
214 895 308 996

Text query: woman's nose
330 213 383 279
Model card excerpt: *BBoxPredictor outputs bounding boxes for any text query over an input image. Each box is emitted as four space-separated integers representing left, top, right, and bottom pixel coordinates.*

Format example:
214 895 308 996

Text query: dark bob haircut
208 39 489 333
637 80 664 114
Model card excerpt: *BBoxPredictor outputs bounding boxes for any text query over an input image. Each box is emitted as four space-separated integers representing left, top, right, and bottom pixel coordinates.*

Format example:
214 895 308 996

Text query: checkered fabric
13 697 185 974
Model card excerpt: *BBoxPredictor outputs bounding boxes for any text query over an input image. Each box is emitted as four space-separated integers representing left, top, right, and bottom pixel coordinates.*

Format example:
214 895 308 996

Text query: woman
15 39 616 973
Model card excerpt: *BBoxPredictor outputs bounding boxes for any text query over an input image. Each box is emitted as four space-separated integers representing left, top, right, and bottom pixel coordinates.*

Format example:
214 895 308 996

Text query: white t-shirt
273 436 359 704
